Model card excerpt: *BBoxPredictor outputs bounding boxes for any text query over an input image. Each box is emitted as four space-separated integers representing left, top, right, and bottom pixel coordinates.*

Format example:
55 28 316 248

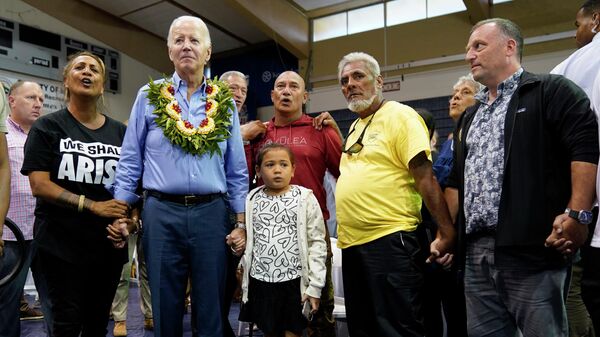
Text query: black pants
417 226 467 337
342 231 425 337
222 251 240 337
582 245 600 335
38 250 123 337
582 213 600 336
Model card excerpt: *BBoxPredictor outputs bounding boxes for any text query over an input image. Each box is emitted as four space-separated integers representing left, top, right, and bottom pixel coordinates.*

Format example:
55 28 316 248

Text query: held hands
427 227 456 268
545 213 589 255
90 199 129 219
106 217 134 249
226 228 246 256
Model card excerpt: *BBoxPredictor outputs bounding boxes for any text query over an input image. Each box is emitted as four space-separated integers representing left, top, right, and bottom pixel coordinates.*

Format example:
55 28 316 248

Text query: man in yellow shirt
335 52 455 337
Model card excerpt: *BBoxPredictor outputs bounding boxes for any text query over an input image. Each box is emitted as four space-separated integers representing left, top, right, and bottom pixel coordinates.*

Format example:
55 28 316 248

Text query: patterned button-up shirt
4 117 35 241
464 68 523 234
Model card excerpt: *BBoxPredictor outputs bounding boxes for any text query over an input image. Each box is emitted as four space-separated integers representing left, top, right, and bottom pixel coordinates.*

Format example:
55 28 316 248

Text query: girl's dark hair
255 143 295 167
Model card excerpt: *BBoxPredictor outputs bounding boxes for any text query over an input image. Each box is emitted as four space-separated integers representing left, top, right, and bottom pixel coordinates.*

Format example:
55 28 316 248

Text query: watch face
579 211 593 225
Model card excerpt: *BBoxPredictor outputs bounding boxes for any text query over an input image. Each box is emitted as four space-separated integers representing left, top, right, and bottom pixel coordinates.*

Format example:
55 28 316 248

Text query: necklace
145 77 234 157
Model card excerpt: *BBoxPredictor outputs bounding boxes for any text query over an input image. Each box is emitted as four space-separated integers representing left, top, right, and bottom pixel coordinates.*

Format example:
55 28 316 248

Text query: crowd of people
1 2 600 337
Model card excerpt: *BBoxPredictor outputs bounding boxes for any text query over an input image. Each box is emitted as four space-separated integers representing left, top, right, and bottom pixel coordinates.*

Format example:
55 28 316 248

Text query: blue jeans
142 195 230 337
0 240 33 337
464 235 568 337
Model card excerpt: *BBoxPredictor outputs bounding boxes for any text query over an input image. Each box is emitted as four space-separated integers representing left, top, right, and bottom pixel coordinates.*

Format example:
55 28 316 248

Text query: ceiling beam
224 0 309 59
305 0 382 19
167 0 251 46
21 0 172 72
463 0 491 24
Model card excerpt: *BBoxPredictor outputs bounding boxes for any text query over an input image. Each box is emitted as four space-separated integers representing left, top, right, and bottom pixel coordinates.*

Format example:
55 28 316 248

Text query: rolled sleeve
551 76 599 164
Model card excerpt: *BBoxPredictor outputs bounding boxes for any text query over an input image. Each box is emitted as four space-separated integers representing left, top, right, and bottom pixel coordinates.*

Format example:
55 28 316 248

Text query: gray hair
337 52 381 80
167 16 211 48
453 73 483 92
471 18 523 61
219 71 248 85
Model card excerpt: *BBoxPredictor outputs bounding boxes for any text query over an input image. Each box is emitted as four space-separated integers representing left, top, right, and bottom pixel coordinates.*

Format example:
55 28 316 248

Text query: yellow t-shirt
336 101 431 248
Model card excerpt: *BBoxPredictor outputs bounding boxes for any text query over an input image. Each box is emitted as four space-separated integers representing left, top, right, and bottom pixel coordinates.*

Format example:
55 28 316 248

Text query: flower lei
145 77 234 157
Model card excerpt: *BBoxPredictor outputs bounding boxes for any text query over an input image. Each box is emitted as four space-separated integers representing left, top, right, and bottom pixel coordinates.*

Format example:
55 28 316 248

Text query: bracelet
234 221 246 230
78 195 85 213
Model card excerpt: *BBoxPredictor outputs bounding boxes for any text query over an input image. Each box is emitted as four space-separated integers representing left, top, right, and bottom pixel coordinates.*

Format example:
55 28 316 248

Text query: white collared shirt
551 33 600 98
552 33 600 247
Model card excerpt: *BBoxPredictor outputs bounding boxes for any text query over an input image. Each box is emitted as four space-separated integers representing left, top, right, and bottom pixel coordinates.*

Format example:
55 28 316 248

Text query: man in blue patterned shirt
445 18 598 336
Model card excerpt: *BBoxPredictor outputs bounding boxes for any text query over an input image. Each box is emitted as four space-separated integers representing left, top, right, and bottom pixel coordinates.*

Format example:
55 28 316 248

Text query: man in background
551 1 600 334
220 71 248 116
0 80 44 337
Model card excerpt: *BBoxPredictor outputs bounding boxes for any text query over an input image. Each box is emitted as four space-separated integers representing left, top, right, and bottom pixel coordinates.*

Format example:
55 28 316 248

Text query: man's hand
106 218 132 249
409 151 456 265
312 112 337 130
226 228 246 256
240 120 267 141
313 112 342 139
89 199 129 219
545 213 588 255
428 236 454 267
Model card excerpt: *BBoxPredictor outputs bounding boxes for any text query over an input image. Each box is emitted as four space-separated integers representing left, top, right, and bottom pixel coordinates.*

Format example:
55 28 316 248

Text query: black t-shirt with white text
22 108 127 264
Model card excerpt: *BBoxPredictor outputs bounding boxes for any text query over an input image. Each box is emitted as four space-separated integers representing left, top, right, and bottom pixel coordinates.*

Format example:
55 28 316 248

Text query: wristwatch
234 222 246 230
564 208 593 225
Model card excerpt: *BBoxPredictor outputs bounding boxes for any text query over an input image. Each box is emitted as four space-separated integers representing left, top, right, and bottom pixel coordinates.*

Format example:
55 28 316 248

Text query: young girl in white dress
240 143 327 337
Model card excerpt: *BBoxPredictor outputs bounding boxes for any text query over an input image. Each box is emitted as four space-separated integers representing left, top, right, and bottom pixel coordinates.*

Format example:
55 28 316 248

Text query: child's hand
302 294 320 314
226 228 246 256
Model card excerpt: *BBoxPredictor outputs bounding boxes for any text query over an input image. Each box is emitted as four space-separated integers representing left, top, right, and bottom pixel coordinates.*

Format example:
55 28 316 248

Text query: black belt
147 190 222 206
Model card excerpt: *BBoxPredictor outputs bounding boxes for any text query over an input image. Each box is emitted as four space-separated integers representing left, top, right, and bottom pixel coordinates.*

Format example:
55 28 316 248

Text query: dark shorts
240 277 307 334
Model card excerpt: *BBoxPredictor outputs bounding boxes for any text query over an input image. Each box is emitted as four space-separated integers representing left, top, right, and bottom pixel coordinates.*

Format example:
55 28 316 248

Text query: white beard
348 94 376 113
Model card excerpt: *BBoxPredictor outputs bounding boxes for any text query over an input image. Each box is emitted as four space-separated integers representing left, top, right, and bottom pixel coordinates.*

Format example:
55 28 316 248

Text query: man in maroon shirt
246 71 341 336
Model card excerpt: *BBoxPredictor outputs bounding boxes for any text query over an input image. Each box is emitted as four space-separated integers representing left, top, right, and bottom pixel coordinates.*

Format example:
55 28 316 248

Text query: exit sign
383 80 400 92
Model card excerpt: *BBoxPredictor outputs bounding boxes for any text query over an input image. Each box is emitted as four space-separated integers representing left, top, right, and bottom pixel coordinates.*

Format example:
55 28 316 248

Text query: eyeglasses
342 112 376 155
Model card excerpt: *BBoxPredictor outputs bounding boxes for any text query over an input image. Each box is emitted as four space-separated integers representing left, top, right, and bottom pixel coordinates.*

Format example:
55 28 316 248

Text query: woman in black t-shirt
21 51 131 337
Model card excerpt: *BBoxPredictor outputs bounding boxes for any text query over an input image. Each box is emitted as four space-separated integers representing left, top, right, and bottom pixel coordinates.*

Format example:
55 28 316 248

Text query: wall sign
0 17 120 93
1 71 66 113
